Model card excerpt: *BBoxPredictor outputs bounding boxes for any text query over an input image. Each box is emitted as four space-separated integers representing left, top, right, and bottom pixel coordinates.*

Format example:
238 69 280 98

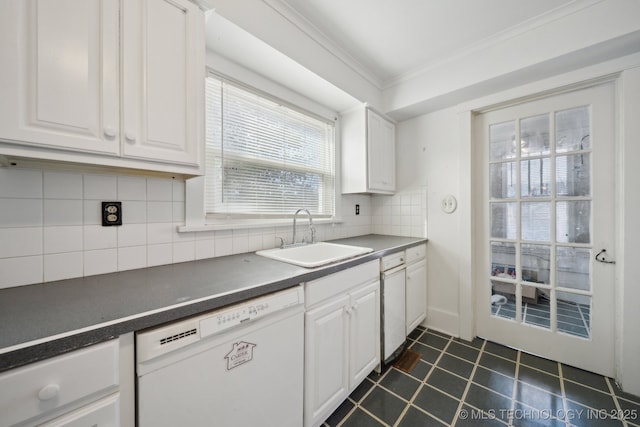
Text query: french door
474 82 616 377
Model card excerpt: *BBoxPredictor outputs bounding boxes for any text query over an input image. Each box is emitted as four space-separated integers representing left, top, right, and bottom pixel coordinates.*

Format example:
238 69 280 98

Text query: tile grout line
451 339 491 426
558 361 570 426
390 327 441 427
392 333 457 427
509 349 521 426
606 376 629 427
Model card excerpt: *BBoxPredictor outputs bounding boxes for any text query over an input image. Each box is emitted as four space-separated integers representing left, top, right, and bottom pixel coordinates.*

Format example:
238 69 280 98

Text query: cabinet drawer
405 244 426 264
39 393 119 427
0 340 119 426
381 251 405 271
305 260 379 308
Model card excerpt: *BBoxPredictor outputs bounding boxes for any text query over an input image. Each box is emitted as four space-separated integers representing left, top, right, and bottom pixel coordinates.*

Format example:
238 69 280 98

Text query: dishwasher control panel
137 286 304 363
200 288 302 338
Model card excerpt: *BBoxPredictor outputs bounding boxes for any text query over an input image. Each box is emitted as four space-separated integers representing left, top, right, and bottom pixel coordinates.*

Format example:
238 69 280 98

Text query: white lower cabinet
0 334 134 427
405 245 427 334
304 260 380 427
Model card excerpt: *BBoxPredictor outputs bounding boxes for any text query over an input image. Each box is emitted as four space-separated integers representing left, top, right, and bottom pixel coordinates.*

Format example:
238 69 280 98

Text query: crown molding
264 0 384 90
383 0 605 89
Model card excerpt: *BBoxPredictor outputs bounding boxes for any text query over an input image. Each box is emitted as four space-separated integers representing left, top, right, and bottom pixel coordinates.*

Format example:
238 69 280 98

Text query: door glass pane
556 201 591 243
522 286 549 329
491 281 516 320
521 114 550 157
490 121 516 161
490 162 516 199
557 291 591 338
521 244 550 284
522 202 551 241
521 158 551 197
491 242 515 279
556 106 590 153
556 154 590 197
491 203 517 239
557 247 591 291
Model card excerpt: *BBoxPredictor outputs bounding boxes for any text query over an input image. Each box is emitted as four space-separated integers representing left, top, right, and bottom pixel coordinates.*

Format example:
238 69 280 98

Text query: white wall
394 57 640 395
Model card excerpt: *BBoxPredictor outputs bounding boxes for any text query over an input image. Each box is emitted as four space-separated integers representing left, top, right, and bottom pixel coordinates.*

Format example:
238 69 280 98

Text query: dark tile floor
323 327 640 427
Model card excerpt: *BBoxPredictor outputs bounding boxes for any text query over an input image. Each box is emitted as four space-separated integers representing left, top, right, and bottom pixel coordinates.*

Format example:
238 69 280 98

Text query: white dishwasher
380 251 406 365
136 286 304 427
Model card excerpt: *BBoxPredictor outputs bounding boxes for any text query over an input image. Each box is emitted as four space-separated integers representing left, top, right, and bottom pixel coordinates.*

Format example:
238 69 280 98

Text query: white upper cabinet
341 106 396 194
0 0 120 155
0 0 204 175
121 0 203 166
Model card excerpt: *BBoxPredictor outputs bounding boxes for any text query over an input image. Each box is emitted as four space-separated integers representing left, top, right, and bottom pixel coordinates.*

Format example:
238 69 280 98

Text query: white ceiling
277 0 576 86
205 0 638 116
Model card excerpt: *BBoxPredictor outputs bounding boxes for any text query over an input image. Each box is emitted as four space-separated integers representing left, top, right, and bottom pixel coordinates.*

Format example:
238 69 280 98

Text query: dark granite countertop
0 234 426 372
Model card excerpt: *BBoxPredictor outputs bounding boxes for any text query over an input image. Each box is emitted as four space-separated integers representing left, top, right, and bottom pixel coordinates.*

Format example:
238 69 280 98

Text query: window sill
177 217 344 233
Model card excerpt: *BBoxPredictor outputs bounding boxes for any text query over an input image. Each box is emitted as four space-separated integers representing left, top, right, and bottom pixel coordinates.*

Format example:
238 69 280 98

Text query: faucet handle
275 236 285 249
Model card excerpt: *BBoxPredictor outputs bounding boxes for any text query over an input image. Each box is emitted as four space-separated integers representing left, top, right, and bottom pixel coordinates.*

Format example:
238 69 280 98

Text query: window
204 74 336 218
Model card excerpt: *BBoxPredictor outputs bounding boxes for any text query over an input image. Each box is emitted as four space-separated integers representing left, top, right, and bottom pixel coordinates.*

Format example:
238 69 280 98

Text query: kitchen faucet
292 208 315 246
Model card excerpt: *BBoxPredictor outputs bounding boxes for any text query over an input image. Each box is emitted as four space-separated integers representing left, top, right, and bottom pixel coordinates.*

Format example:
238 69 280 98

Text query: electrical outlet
355 204 360 215
102 201 122 226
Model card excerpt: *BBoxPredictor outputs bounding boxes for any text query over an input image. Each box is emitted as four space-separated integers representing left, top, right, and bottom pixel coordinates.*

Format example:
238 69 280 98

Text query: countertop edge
0 236 426 372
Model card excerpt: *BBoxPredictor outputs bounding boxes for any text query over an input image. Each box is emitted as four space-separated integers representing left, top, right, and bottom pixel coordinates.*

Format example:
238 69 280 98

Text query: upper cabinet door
0 0 120 154
121 0 204 167
367 109 396 192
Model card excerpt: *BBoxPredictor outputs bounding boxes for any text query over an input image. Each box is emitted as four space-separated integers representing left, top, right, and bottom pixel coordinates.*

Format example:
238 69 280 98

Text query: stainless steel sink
256 242 373 268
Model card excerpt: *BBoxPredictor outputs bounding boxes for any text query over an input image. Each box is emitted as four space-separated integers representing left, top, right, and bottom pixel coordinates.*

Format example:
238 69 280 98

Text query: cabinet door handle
125 132 136 143
345 307 353 316
38 384 60 401
103 127 117 138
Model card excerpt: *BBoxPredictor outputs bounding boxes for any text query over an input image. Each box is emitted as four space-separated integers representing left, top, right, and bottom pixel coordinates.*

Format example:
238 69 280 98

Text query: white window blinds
205 75 336 217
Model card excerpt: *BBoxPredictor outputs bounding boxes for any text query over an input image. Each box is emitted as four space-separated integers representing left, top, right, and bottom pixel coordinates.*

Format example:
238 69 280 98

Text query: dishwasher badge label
225 341 256 370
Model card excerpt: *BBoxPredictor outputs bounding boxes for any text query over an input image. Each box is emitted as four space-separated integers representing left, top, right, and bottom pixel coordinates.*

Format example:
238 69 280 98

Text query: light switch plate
102 201 122 226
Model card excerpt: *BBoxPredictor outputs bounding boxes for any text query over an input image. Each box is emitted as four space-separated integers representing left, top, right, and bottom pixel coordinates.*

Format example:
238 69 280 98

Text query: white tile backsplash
117 224 147 247
148 243 173 267
372 186 427 238
0 227 43 258
44 226 83 254
0 166 377 288
147 201 173 223
84 249 118 277
173 241 195 263
44 199 83 226
147 178 173 201
0 199 42 227
44 252 83 282
84 174 117 200
118 246 147 271
122 200 147 224
0 168 42 198
83 225 117 251
44 171 82 199
0 256 43 289
117 176 147 200
147 222 173 245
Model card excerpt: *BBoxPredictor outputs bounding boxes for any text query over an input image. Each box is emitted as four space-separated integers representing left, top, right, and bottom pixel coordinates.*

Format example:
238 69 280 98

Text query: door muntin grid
489 106 592 339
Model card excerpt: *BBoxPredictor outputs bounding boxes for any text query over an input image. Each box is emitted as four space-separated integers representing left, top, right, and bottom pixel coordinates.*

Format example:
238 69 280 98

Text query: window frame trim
182 69 343 232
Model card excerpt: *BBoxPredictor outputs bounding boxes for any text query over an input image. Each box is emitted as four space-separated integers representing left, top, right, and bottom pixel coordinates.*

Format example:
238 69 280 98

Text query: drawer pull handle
38 384 60 401
125 132 136 143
